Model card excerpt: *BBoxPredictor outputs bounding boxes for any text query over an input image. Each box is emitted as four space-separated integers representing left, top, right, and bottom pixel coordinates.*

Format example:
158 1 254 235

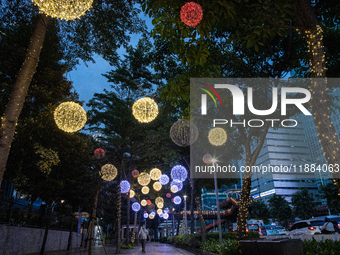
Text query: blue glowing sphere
170 179 183 191
171 165 187 182
174 196 182 205
144 212 149 218
120 180 130 193
163 213 169 219
159 174 170 185
132 202 141 212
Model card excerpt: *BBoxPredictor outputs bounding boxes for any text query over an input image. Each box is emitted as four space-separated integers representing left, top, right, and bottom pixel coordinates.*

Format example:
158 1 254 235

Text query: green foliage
291 188 316 220
268 194 292 227
249 200 271 225
303 239 340 255
121 244 135 249
201 239 241 255
160 236 168 243
320 182 340 215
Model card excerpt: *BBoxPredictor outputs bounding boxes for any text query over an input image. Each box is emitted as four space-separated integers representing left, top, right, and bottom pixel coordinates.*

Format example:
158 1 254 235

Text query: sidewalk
35 242 195 255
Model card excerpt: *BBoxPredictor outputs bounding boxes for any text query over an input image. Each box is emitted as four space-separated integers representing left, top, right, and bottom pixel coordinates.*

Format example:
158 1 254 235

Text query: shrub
201 239 241 255
303 239 340 255
121 244 134 249
160 236 167 243
167 236 176 243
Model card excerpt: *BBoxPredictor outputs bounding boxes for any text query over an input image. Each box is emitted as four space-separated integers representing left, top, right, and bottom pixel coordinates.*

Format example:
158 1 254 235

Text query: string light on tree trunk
141 186 150 194
138 172 151 186
100 164 117 181
208 127 227 146
170 119 199 147
32 0 93 20
180 2 203 27
94 148 105 159
54 102 87 133
132 97 158 123
150 168 162 180
153 182 162 191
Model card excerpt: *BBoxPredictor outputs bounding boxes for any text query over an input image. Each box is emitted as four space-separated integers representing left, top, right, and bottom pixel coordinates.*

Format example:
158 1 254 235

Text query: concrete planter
240 239 304 255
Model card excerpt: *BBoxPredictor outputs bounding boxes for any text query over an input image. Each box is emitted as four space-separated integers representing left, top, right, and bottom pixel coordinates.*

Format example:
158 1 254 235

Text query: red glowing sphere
172 198 174 203
180 2 203 27
132 169 139 177
166 193 171 198
94 148 105 159
147 200 152 205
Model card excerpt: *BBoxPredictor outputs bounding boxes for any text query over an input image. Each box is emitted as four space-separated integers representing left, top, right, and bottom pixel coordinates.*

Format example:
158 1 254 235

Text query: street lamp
183 195 187 234
212 158 223 245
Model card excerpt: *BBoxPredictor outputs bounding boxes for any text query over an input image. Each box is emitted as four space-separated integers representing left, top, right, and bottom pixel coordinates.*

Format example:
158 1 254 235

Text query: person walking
321 218 338 234
138 222 150 253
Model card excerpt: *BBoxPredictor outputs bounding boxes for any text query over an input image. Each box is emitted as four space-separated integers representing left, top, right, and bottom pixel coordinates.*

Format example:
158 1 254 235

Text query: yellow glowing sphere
171 185 178 193
157 202 164 209
141 199 147 206
129 190 135 198
132 97 159 123
155 197 164 205
32 0 93 20
150 168 162 180
54 102 87 133
153 182 162 192
99 164 117 181
208 127 227 146
157 209 163 215
138 172 151 186
141 186 150 194
149 214 155 219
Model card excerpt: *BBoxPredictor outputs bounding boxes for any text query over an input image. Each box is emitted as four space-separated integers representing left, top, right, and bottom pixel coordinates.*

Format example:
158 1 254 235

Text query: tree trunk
40 204 53 255
126 191 130 244
131 212 137 243
116 178 122 253
176 213 180 236
67 217 75 250
0 14 50 186
89 179 102 255
190 178 195 234
195 195 206 241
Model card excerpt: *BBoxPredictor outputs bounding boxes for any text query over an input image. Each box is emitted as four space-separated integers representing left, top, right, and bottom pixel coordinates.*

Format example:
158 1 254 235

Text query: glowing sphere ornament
147 200 152 206
153 182 162 192
94 148 105 159
132 202 141 212
208 127 227 146
171 165 187 182
54 102 87 133
157 209 163 215
120 180 130 193
155 197 164 205
32 0 93 20
180 2 203 27
163 213 169 220
159 174 169 185
100 164 117 181
149 214 155 219
157 202 164 209
150 168 162 180
170 119 199 147
132 97 158 123
129 190 135 198
132 169 139 177
141 186 150 195
141 199 147 206
171 185 178 193
174 196 182 205
203 154 213 164
150 210 156 216
144 212 149 218
138 172 151 186
166 193 171 198
170 180 183 192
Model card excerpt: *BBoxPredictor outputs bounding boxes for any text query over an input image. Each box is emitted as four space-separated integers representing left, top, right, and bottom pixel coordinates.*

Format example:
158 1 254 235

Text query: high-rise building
250 117 320 204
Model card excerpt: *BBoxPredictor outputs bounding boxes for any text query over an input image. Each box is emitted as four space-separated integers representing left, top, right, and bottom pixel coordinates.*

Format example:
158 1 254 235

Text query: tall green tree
268 194 292 227
249 200 270 224
0 0 146 186
291 188 316 220
320 182 340 215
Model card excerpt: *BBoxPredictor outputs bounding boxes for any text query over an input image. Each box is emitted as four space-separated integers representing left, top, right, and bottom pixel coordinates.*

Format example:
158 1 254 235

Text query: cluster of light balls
120 180 130 193
100 164 117 181
132 202 141 212
138 172 151 186
132 97 159 123
180 2 203 27
32 0 93 20
208 127 227 146
54 102 87 133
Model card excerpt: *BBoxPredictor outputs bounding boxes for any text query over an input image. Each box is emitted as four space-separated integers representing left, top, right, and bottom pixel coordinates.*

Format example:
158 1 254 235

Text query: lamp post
183 195 187 234
212 158 222 245
172 208 175 236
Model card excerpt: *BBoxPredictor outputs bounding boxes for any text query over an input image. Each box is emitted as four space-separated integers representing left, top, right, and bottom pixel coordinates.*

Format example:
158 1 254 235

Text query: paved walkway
38 243 195 255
